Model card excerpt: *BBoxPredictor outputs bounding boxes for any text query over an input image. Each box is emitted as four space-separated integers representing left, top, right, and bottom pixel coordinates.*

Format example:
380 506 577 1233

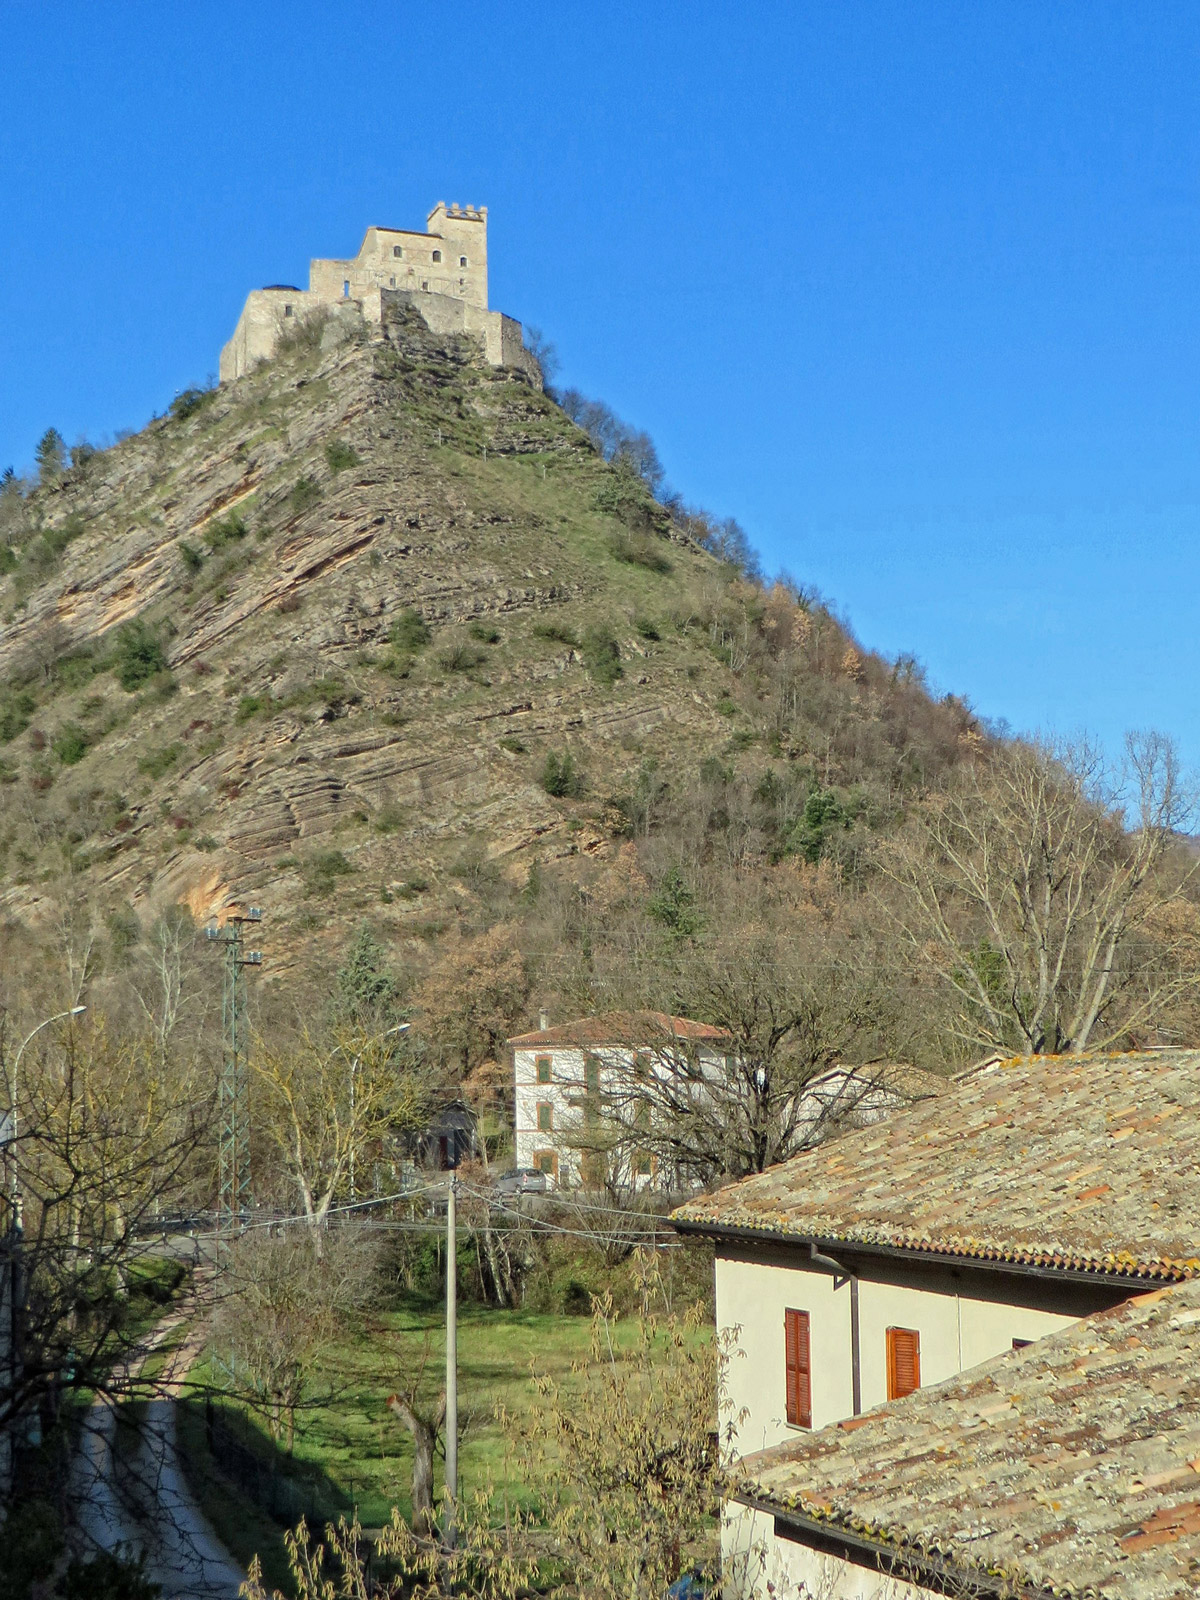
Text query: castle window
389 276 395 287
393 245 403 258
459 256 467 267
343 280 350 298
283 304 293 317
432 249 442 262
421 280 428 290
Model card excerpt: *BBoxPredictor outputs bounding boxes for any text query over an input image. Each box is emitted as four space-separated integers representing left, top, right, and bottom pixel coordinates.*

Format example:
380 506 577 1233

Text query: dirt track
71 1306 246 1599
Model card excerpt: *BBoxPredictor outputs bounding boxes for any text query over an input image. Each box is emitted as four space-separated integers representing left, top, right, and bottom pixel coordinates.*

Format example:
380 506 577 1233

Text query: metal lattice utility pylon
206 908 263 1236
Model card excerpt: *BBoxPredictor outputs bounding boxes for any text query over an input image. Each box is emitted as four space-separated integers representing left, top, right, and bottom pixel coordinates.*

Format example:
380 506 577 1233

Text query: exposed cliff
0 306 975 983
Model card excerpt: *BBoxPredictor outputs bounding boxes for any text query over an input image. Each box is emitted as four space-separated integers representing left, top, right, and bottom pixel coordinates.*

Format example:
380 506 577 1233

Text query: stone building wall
219 202 538 386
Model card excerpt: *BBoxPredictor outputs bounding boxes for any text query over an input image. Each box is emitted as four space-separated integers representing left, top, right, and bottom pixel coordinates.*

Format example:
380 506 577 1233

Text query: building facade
507 1012 730 1188
672 1049 1200 1596
219 202 539 385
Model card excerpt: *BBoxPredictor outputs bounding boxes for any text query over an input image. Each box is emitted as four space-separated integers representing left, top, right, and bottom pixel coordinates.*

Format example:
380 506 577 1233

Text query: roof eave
670 1215 1192 1289
737 1493 1053 1600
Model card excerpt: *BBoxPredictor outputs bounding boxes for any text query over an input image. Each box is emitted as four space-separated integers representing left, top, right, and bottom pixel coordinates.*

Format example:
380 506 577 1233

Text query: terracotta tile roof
508 1011 729 1048
672 1050 1200 1281
739 1279 1200 1599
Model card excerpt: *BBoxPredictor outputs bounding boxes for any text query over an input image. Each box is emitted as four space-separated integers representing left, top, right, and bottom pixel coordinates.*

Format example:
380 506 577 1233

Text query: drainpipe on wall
807 1241 862 1417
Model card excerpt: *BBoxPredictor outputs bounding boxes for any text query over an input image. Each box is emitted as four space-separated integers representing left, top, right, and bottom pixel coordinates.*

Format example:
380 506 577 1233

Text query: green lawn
180 1302 634 1585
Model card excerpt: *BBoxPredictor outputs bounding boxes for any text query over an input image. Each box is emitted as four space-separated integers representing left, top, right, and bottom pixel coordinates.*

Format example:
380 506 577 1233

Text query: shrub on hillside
608 529 672 573
542 750 584 799
389 610 431 651
439 641 487 674
582 625 622 687
51 724 89 766
113 620 167 691
303 850 355 895
202 510 247 550
169 386 215 422
324 439 360 473
533 620 578 647
289 477 321 515
0 690 35 743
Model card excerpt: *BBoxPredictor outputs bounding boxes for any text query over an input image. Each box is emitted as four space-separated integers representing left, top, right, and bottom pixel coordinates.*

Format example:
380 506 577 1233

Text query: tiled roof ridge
672 1205 1200 1281
508 1010 729 1046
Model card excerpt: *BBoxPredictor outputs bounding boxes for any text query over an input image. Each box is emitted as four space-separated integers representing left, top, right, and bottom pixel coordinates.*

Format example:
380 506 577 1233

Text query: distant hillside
0 304 977 996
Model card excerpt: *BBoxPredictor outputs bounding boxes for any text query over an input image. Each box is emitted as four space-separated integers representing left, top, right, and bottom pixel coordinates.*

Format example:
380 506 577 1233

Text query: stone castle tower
219 202 539 385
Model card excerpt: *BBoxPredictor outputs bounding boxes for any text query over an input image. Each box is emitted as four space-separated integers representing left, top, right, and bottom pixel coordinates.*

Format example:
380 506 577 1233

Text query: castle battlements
219 202 538 386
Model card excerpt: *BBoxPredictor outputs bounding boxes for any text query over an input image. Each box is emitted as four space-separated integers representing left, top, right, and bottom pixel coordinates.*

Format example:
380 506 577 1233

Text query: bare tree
878 732 1200 1055
0 1013 209 1478
211 1226 375 1452
386 1378 446 1537
252 1021 430 1253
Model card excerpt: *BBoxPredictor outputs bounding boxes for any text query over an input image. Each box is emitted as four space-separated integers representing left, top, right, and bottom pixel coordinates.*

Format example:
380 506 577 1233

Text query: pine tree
35 428 66 484
335 923 398 1025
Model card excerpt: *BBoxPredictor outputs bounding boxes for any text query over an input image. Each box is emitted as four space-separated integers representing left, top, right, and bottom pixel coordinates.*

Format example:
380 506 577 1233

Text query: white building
507 1012 730 1188
671 1048 1200 1597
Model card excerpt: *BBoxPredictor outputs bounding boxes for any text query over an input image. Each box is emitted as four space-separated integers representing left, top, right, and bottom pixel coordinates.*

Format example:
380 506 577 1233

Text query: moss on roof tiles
739 1279 1200 1599
673 1050 1200 1280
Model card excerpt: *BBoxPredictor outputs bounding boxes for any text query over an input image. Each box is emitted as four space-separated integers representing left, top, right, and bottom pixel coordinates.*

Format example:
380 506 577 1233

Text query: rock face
0 306 745 965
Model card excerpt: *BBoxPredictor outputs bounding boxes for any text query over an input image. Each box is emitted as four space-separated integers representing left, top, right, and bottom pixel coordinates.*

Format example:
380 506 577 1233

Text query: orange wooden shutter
784 1309 812 1428
886 1327 921 1400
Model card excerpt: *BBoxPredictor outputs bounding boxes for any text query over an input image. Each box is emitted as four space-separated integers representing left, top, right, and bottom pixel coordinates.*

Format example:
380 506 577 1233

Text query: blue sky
2 3 1199 764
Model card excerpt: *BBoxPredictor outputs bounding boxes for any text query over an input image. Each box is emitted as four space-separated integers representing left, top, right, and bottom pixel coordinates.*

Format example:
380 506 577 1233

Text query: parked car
493 1167 548 1197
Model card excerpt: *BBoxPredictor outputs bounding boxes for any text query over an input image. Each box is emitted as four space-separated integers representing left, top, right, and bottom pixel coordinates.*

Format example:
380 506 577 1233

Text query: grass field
179 1300 649 1587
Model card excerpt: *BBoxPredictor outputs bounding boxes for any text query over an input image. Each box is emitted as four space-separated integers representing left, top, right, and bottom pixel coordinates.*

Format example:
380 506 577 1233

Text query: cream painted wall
717 1251 1080 1458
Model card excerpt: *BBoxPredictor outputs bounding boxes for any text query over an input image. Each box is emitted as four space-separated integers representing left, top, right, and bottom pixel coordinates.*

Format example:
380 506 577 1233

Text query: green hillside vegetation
0 303 982 1057
2 299 1195 1093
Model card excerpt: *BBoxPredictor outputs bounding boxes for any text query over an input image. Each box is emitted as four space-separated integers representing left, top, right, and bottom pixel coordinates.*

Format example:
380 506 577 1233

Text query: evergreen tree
335 923 399 1026
35 428 66 485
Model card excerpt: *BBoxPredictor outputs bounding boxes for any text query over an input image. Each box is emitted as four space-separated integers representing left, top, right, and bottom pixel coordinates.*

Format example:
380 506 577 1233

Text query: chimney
538 1010 549 1032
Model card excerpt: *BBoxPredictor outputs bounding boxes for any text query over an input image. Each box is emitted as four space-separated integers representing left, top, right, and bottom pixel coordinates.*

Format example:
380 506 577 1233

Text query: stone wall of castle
219 203 538 387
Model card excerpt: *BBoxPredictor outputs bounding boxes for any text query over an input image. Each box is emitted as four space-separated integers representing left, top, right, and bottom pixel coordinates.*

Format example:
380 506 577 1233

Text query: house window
283 304 293 316
584 1057 600 1094
432 249 442 262
784 1309 812 1428
393 245 403 258
536 1055 552 1085
534 1149 558 1178
886 1328 921 1400
343 280 350 298
633 1150 653 1177
459 255 467 266
537 1101 553 1132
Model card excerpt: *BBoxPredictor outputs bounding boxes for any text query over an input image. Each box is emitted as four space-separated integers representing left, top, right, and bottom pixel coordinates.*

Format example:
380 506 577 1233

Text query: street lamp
4 1006 87 1200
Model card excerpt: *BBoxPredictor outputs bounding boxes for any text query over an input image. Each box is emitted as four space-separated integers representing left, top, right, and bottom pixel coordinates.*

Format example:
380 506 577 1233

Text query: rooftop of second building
672 1049 1200 1281
739 1277 1200 1600
509 1011 730 1050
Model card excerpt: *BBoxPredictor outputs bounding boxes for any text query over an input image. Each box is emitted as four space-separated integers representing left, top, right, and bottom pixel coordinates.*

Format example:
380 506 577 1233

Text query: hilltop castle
219 202 539 385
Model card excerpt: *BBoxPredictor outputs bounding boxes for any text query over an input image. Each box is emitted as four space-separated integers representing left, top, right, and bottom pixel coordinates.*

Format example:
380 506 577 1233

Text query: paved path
72 1306 246 1599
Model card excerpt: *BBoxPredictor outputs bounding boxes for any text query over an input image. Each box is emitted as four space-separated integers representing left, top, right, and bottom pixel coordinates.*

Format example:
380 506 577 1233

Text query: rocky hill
0 304 977 991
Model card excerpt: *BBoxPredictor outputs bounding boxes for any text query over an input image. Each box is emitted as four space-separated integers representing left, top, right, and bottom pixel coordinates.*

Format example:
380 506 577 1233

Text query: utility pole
206 909 262 1239
444 1159 458 1549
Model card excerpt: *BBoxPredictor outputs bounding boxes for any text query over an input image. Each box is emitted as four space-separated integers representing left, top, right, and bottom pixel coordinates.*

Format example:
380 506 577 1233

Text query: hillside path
71 1300 246 1600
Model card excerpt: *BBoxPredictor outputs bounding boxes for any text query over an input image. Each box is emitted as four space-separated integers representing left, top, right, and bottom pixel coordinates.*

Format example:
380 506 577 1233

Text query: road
71 1304 247 1600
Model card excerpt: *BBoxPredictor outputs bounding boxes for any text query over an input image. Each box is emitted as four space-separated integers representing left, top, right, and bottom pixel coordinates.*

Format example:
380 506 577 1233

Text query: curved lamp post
4 1006 87 1202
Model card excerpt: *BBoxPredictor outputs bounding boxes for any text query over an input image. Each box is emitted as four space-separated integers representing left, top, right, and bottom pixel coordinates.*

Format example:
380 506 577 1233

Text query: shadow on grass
176 1396 357 1594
